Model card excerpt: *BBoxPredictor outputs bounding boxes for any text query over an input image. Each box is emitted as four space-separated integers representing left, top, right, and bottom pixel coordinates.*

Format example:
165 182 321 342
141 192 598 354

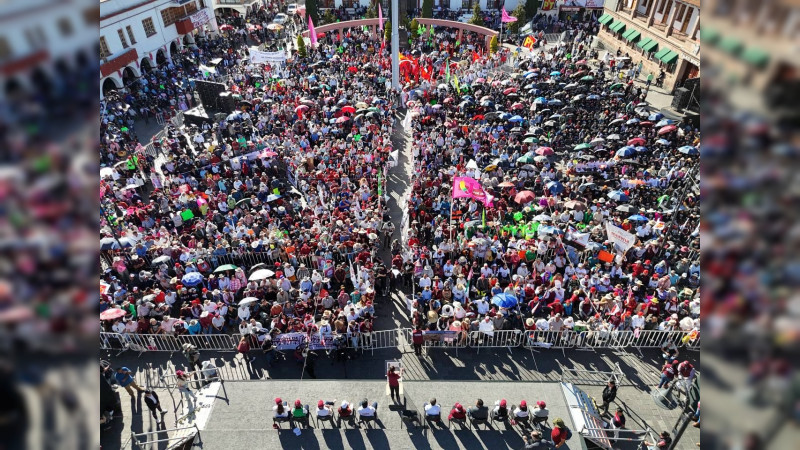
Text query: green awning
642 39 658 53
659 50 679 65
609 21 626 33
624 30 641 42
699 28 720 44
718 36 743 55
653 48 671 60
637 37 652 48
598 13 613 25
741 47 770 67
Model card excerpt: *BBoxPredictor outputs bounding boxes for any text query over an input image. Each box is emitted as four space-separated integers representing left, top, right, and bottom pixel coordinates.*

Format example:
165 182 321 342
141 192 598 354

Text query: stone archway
30 68 52 96
122 66 138 86
156 48 168 66
140 57 154 74
102 77 122 97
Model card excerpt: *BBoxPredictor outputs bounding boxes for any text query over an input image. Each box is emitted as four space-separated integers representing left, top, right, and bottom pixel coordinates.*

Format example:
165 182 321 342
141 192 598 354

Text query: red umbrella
472 115 485 121
443 97 455 104
347 66 358 73
341 105 356 113
658 125 677 135
511 102 524 110
100 308 127 321
514 190 536 204
639 121 653 127
498 181 515 188
503 87 517 95
627 137 646 146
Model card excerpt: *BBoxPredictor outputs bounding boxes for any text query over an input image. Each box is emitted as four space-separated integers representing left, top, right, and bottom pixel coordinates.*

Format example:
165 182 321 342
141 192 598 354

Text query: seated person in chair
467 398 489 421
273 397 289 419
291 399 310 425
337 400 354 426
512 400 530 425
448 403 467 422
533 401 549 419
357 398 378 421
492 399 510 421
316 399 335 418
424 398 441 420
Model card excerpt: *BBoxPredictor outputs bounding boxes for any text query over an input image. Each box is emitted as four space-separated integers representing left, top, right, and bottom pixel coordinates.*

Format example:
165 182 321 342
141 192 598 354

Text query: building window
161 3 197 27
657 0 666 14
320 0 335 7
84 6 100 25
117 29 129 48
0 37 12 61
126 25 137 44
58 18 74 37
142 18 157 37
100 36 111 58
25 27 47 49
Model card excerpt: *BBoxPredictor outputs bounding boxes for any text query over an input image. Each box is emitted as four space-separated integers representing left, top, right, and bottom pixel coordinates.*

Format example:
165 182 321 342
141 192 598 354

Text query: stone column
664 1 676 38
647 0 659 26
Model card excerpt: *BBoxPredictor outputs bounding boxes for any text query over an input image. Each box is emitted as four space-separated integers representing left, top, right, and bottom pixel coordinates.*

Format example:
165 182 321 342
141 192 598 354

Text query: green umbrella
214 264 238 273
523 137 538 144
517 155 536 164
580 75 594 81
609 83 625 90
368 107 379 112
574 143 593 151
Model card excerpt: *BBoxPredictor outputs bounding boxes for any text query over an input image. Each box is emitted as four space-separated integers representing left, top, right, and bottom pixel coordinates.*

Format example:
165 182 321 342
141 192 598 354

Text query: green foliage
365 0 379 18
409 18 419 40
508 3 526 34
296 34 307 58
306 0 319 24
384 20 391 42
489 35 498 54
322 9 336 25
422 0 433 18
469 4 483 26
524 0 541 21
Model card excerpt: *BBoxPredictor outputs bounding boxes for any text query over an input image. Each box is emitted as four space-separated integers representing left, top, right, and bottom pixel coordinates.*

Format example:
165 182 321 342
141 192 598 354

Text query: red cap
275 397 282 404
295 399 302 407
500 399 507 407
318 400 324 407
537 401 546 408
520 400 527 407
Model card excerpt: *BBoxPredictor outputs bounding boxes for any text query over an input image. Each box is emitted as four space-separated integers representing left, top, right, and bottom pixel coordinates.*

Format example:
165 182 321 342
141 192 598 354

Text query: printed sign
523 35 537 49
250 50 287 64
541 0 556 10
273 332 336 351
190 10 210 28
605 222 637 251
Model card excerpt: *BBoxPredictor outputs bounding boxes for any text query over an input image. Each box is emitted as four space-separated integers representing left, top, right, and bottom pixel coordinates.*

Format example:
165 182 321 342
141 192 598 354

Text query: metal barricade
468 330 523 354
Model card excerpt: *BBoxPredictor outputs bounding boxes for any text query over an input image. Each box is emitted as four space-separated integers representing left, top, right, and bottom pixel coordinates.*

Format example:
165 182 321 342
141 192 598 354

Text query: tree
322 9 336 25
422 0 433 18
469 3 483 27
524 0 541 22
409 18 420 40
489 35 498 54
508 3 526 34
296 35 307 58
384 20 391 42
306 0 319 25
365 0 379 18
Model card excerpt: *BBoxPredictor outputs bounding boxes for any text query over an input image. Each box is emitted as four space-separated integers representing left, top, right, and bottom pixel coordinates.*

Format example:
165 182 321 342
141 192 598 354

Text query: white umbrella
466 160 479 170
100 167 115 178
533 214 552 222
590 137 605 145
249 269 275 281
239 297 259 306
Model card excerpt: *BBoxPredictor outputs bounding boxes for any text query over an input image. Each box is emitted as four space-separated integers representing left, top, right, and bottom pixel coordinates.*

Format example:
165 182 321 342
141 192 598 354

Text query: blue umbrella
545 180 564 193
481 100 495 107
647 113 664 121
678 145 699 155
656 138 671 145
608 190 629 202
491 293 518 309
635 146 649 153
499 113 512 120
538 225 561 235
550 71 561 76
548 99 563 106
528 88 541 95
534 97 548 104
509 115 525 123
626 118 640 125
586 94 600 100
372 98 387 104
181 272 204 287
616 146 636 157
655 118 674 127
524 71 538 78
628 214 648 222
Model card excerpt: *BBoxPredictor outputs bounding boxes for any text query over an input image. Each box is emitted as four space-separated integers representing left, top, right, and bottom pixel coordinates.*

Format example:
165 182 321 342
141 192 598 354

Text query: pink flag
501 6 518 23
308 16 318 47
378 4 384 32
452 176 495 207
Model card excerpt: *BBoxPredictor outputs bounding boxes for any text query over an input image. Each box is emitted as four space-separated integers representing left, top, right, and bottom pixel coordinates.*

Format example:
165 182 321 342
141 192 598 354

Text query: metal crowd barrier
102 328 701 357
468 330 524 354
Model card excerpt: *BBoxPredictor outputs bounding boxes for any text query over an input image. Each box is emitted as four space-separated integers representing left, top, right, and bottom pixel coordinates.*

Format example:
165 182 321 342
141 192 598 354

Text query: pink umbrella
511 102 524 110
627 137 646 146
259 150 278 158
658 125 677 135
492 80 502 87
475 78 486 83
100 308 127 321
535 147 554 156
295 105 309 112
503 87 517 95
336 116 350 123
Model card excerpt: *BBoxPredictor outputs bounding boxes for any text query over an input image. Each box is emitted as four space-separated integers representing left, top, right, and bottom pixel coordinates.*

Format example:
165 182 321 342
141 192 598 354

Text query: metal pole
391 0 400 89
